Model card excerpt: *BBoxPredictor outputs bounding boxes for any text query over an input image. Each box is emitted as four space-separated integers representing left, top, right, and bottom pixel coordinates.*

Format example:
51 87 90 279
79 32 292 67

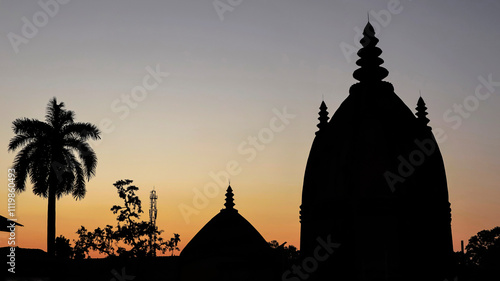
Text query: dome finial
352 20 389 83
224 184 235 210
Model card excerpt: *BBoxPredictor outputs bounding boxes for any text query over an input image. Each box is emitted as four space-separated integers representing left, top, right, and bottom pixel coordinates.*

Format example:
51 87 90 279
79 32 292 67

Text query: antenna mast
149 187 158 257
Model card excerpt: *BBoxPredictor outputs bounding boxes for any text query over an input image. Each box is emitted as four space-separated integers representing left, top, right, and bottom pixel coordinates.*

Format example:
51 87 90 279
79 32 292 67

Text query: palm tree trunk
47 182 56 256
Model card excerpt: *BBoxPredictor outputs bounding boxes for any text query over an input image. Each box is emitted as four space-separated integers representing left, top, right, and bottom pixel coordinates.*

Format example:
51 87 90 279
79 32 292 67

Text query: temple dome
180 185 277 281
299 20 454 280
181 185 270 259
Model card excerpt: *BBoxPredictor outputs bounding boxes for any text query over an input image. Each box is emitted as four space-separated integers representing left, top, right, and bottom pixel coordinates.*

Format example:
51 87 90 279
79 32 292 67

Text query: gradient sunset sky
1 0 499 256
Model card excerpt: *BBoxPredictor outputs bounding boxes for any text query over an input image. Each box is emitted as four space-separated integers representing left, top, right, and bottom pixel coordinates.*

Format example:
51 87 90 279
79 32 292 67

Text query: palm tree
8 97 100 256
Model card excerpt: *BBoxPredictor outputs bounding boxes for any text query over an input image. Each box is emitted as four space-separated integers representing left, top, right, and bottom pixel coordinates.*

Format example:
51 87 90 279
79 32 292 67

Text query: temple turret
316 101 329 134
416 96 431 127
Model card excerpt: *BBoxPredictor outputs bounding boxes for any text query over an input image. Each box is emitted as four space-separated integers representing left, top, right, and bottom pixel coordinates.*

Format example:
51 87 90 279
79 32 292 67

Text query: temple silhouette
299 21 455 280
179 20 455 281
180 185 278 281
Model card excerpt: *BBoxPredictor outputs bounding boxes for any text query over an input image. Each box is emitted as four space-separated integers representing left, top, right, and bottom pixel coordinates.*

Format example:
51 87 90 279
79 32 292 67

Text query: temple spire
416 96 430 127
316 101 329 134
352 21 389 83
224 185 235 210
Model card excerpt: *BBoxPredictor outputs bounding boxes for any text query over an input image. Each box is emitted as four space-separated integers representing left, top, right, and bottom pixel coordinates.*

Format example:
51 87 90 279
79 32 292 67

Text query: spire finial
224 185 235 210
416 95 430 127
352 19 389 83
316 100 329 134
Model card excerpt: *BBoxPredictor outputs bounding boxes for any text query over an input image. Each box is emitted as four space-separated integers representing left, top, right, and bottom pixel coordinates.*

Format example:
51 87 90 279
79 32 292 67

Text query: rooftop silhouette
0 215 23 232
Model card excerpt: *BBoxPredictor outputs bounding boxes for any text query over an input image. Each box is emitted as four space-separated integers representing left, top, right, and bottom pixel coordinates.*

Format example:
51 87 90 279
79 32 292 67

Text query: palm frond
45 97 62 124
28 142 52 198
11 118 51 140
64 138 98 179
45 97 73 129
59 109 75 127
9 134 35 153
54 151 76 198
11 142 39 192
71 160 86 200
62 123 101 141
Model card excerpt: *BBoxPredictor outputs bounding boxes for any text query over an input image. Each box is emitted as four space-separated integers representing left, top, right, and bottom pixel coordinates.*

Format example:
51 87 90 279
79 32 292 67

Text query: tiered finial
224 185 235 210
352 22 389 83
415 96 430 127
316 101 329 134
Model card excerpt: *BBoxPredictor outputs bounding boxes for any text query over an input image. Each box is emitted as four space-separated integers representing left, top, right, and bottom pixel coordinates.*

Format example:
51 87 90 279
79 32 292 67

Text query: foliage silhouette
268 240 300 269
73 179 178 258
54 235 73 259
166 233 181 256
8 97 100 256
465 226 500 269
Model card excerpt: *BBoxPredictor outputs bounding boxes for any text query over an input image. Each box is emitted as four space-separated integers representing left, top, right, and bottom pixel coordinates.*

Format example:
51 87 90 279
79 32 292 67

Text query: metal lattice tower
149 187 158 257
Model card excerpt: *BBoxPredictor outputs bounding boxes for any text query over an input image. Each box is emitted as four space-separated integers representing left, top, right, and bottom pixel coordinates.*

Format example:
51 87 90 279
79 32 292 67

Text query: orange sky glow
1 1 500 258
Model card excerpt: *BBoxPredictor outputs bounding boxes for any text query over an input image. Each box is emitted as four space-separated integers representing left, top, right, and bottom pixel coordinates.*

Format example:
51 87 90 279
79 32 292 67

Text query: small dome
180 207 271 260
181 185 271 260
180 185 277 281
